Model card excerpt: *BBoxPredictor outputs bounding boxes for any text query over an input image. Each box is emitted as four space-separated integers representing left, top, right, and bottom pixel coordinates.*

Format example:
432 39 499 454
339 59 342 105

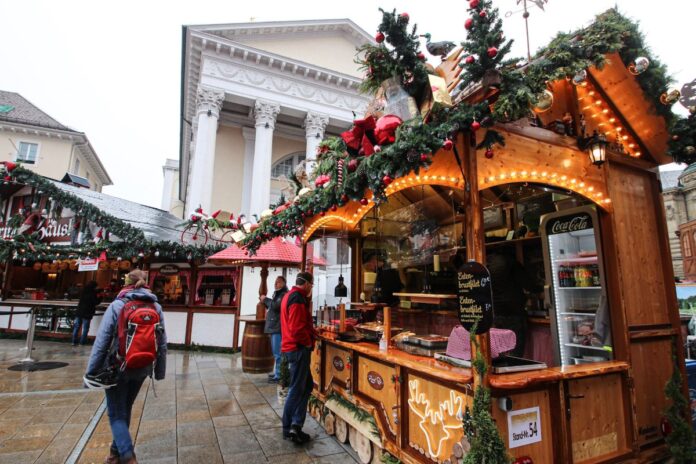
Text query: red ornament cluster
375 31 385 43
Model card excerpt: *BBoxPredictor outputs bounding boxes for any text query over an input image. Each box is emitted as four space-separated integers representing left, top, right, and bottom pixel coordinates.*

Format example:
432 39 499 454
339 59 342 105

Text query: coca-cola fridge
540 206 613 367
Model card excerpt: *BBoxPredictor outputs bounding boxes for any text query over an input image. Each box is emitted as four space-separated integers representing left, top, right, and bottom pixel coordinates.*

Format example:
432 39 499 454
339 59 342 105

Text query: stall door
566 373 630 463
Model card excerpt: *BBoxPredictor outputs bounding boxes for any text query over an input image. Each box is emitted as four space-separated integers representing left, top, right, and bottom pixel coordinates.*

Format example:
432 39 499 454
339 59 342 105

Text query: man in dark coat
72 280 101 346
262 276 288 383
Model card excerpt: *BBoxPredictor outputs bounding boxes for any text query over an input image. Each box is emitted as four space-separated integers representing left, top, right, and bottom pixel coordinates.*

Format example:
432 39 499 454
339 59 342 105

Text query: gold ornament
686 146 696 155
532 89 554 113
660 89 681 105
628 56 650 75
572 70 587 86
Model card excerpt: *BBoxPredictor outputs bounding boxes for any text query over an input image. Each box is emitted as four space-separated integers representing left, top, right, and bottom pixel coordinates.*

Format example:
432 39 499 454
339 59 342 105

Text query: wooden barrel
240 318 274 374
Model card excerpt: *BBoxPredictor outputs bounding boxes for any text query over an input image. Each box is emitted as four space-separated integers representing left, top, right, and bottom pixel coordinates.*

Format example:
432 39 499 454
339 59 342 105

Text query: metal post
20 308 37 363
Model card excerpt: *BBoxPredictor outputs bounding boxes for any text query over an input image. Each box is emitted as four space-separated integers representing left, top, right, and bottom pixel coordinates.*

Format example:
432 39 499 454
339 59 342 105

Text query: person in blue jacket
85 269 167 464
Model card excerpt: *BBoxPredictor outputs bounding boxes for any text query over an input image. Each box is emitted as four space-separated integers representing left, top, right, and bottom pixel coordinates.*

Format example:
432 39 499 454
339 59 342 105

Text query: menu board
456 261 493 334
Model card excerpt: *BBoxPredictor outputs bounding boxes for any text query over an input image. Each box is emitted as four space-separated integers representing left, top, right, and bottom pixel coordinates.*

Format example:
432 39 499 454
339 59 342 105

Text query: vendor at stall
363 251 403 306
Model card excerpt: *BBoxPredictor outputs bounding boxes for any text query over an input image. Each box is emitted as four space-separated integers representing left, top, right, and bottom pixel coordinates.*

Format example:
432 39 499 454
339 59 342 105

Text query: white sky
1 0 694 208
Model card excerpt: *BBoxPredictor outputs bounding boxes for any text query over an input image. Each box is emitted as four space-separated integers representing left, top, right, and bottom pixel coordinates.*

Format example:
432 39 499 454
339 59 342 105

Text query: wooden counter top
322 334 629 390
322 335 473 384
488 361 630 389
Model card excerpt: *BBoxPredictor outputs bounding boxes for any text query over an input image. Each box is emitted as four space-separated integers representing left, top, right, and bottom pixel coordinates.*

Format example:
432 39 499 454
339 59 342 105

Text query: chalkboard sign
457 261 494 334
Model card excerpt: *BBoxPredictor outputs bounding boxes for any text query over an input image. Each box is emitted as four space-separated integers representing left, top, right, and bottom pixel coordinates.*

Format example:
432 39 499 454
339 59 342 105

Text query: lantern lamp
334 274 348 298
580 131 608 167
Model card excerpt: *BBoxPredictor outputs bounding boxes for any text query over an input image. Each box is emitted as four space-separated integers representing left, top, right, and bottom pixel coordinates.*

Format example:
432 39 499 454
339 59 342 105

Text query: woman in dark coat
261 276 288 382
72 280 101 346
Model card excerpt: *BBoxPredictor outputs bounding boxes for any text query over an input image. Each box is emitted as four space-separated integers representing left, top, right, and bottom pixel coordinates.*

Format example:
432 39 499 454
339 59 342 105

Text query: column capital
254 100 280 130
304 112 330 139
196 86 225 118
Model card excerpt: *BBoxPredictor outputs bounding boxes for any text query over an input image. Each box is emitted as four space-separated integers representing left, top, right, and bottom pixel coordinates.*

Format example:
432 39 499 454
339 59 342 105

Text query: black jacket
263 286 288 334
76 288 101 320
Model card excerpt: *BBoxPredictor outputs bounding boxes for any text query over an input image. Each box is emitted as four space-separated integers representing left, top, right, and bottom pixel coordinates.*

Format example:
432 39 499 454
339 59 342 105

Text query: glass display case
541 206 613 366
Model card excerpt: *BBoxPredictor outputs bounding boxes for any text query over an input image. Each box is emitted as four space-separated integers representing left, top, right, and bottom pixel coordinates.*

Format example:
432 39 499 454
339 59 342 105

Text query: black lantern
580 130 608 167
334 274 348 297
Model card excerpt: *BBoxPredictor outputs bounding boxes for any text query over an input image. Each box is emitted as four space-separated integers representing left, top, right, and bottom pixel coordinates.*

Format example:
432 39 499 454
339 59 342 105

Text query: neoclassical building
662 165 696 280
165 19 373 219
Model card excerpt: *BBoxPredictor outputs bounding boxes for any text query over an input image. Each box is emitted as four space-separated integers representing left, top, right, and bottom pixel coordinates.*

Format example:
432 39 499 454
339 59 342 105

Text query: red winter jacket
280 286 314 353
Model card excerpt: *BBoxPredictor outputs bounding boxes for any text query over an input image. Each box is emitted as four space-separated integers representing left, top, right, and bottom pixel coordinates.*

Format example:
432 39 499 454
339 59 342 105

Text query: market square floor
0 339 359 464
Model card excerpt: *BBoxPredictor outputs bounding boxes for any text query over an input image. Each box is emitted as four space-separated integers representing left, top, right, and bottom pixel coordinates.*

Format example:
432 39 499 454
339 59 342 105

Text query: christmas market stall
239 6 696 464
0 167 231 349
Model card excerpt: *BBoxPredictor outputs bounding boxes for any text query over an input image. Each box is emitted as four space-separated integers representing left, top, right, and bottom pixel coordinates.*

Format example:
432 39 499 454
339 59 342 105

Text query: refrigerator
540 206 613 367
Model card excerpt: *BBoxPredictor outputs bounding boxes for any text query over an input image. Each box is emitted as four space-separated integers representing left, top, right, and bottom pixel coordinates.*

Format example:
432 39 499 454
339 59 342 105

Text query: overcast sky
1 0 693 209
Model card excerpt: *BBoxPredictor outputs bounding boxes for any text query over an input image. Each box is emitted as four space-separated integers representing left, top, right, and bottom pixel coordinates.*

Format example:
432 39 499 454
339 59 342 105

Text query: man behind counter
364 251 403 306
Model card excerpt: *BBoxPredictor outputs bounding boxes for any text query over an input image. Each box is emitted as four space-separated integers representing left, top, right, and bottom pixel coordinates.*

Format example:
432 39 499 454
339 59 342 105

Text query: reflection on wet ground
0 339 358 463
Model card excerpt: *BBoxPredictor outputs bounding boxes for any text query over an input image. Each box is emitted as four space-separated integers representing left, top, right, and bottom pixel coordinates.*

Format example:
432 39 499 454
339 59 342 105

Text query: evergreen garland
663 346 696 463
463 322 510 464
327 391 380 436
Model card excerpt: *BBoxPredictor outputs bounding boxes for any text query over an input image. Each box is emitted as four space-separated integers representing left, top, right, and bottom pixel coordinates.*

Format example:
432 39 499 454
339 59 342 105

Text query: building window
271 152 305 180
17 142 38 164
73 157 80 174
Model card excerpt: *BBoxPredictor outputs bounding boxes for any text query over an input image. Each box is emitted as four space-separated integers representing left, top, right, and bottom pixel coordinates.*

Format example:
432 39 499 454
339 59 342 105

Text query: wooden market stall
254 11 688 464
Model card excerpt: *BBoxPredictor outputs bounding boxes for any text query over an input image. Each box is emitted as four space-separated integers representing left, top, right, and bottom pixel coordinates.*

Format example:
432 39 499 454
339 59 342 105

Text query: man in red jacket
280 271 314 444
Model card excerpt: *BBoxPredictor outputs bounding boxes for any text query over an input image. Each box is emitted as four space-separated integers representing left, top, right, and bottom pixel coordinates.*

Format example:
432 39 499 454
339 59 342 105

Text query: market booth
236 7 690 464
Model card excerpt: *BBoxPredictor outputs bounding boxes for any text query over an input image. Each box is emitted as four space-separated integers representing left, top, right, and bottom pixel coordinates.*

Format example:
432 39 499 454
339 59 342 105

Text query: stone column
241 127 256 216
249 100 280 218
304 112 329 175
187 86 224 214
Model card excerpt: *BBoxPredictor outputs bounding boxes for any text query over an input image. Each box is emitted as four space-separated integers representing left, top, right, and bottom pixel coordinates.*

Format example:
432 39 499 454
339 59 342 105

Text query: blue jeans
71 317 91 345
270 333 281 379
106 375 146 460
282 346 313 433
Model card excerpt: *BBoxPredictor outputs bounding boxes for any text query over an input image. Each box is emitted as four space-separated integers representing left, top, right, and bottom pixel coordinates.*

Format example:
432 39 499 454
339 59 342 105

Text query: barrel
240 317 274 374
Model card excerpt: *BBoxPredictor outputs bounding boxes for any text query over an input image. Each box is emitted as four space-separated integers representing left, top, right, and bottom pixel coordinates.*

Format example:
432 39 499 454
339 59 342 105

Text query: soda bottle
559 265 566 287
591 264 600 287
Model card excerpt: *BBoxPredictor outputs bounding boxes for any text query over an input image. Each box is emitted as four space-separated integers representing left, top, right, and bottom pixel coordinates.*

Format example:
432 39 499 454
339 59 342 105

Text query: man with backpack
84 270 167 464
280 271 315 444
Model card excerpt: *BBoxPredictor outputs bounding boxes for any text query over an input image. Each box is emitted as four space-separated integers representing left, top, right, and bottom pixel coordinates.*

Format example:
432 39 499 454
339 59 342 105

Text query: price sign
456 261 493 334
507 407 542 448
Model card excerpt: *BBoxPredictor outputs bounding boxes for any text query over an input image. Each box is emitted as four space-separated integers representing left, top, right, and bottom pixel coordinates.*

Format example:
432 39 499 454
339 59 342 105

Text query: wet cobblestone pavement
0 339 358 463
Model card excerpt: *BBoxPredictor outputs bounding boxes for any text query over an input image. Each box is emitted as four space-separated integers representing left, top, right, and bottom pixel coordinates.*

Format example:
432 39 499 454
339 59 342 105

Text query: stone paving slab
0 339 359 463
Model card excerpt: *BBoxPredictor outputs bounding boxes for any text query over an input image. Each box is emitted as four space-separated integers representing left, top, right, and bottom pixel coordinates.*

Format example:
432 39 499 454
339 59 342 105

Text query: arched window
271 152 305 180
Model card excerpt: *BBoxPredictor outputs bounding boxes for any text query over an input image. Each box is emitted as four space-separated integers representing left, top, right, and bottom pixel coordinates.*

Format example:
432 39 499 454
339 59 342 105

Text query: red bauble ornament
382 175 393 185
399 12 409 22
485 148 494 159
375 31 385 43
417 52 425 60
443 139 453 150
331 205 338 212
465 18 474 30
320 211 326 217
340 194 349 203
360 198 368 205
469 0 480 7
3 176 10 182
465 55 475 64
471 121 481 132
479 10 487 18
195 207 203 213
420 153 429 162
348 158 359 172
3 161 17 172
487 47 498 58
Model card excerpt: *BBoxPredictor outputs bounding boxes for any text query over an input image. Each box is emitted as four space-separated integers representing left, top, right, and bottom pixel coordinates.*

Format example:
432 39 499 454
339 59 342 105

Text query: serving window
150 267 191 305
194 268 238 306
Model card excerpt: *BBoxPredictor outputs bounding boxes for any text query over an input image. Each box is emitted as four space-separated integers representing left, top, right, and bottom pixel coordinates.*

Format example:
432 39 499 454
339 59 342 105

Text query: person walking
85 270 167 464
280 272 315 444
72 280 101 346
261 275 288 383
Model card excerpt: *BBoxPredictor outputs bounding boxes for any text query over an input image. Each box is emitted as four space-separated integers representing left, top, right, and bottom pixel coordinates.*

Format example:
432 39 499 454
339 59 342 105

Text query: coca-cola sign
546 212 593 236
366 371 384 390
332 356 344 371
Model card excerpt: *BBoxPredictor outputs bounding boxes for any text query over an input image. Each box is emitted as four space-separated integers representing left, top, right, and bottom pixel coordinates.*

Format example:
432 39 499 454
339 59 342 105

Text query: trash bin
685 360 696 432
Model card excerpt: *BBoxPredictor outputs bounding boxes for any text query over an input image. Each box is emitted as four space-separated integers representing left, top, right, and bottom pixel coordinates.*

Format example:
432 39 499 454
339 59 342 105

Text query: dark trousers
72 317 91 345
106 375 146 460
282 346 313 433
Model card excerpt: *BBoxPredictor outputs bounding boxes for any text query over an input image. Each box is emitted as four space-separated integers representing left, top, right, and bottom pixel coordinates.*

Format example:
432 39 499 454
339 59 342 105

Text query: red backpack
117 299 161 370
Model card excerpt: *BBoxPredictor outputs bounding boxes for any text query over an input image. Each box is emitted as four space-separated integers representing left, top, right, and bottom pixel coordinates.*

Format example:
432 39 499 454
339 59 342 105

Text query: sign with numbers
507 406 542 448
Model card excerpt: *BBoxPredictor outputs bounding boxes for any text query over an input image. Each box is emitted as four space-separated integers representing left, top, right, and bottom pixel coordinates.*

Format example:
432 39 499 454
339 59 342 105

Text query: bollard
20 308 37 363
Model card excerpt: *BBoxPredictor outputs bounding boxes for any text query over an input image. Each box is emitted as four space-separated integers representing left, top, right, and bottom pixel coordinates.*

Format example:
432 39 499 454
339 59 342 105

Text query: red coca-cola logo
333 356 344 371
366 371 384 390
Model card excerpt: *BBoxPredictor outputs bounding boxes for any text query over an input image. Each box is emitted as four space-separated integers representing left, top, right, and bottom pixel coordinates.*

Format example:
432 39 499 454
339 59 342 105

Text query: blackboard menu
457 261 494 334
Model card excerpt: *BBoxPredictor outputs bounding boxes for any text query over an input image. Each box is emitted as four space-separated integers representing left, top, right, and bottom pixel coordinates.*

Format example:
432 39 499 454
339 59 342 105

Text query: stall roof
208 237 326 266
50 180 184 242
